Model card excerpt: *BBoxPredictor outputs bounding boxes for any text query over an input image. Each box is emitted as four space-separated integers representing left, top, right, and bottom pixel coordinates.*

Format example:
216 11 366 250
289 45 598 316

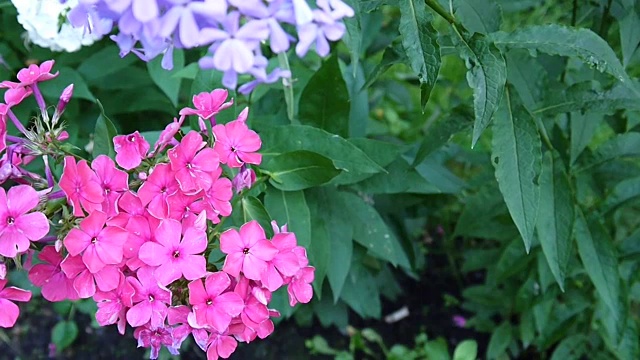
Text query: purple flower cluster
64 0 353 92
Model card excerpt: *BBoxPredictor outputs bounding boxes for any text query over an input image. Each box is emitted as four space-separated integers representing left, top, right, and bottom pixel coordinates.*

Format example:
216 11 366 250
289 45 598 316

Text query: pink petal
251 240 278 261
242 255 267 281
63 228 92 256
179 255 206 281
222 252 243 278
0 229 29 257
188 279 208 305
154 262 181 286
180 228 206 255
155 220 182 248
6 185 38 214
0 299 19 328
0 287 31 302
273 251 301 277
127 301 152 327
219 229 244 254
73 270 96 298
239 221 266 248
82 246 105 273
94 266 121 292
205 272 231 297
139 241 168 267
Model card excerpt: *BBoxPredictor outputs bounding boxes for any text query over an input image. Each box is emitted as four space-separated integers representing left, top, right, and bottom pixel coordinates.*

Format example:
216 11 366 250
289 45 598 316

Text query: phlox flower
0 185 50 258
16 60 59 86
113 131 150 170
205 330 237 360
296 0 353 57
59 156 104 217
168 131 220 194
200 177 233 224
212 116 262 168
231 165 256 194
138 163 179 219
188 272 244 333
138 218 207 286
28 246 79 302
126 267 172 328
92 155 129 217
152 116 184 155
0 279 31 328
63 210 128 273
287 266 315 306
261 232 305 292
167 192 203 229
219 221 278 281
179 89 233 122
60 254 121 298
94 275 135 335
134 324 176 360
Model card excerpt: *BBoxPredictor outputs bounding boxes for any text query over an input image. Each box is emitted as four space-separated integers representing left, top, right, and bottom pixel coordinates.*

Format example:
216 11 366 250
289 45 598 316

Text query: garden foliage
0 0 640 359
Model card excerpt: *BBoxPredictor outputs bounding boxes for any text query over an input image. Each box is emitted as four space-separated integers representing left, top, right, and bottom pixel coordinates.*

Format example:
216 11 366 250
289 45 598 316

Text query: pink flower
138 163 179 219
287 266 315 306
92 155 129 217
60 254 121 298
94 276 135 335
188 272 244 333
28 246 79 302
168 131 220 194
0 185 50 258
200 176 233 223
113 131 150 170
152 116 184 155
179 89 233 121
138 218 207 286
59 156 104 217
261 232 303 292
167 192 202 229
134 324 175 360
16 60 58 85
220 221 278 281
0 279 31 328
205 331 237 360
126 267 172 328
212 117 262 168
63 211 128 273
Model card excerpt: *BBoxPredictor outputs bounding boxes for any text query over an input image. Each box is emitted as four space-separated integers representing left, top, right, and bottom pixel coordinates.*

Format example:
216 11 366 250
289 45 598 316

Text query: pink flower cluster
0 60 315 360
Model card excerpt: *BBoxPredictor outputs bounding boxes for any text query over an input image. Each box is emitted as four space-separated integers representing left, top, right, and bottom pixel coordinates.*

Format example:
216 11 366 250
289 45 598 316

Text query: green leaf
492 90 541 252
534 82 640 115
580 132 640 169
306 188 354 301
424 338 451 360
241 196 273 238
619 11 640 67
342 62 369 138
334 138 404 185
456 33 507 146
570 111 604 165
341 191 410 268
550 335 587 360
603 176 640 213
147 49 185 107
361 40 407 90
298 56 350 137
259 125 385 177
77 45 137 82
92 100 118 158
398 0 440 110
51 320 79 351
354 157 441 194
453 340 478 360
339 253 381 318
39 66 95 102
536 151 574 291
574 208 625 339
191 68 223 97
413 107 473 166
309 217 331 298
264 187 312 248
262 150 341 191
491 24 631 83
487 322 512 359
454 0 502 34
505 50 546 111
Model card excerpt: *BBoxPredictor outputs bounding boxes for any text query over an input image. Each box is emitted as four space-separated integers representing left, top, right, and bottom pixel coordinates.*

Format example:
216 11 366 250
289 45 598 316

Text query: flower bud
53 84 73 126
0 262 6 280
232 165 256 194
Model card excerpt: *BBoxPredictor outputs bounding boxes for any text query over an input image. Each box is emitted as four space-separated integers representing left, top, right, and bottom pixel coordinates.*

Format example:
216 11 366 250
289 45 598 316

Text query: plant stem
424 0 459 26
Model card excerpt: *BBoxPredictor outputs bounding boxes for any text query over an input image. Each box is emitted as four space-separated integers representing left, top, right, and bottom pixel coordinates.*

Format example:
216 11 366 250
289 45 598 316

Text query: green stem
424 0 460 26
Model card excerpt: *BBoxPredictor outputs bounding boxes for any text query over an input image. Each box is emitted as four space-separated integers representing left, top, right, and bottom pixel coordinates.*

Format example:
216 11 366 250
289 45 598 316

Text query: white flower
11 0 105 52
